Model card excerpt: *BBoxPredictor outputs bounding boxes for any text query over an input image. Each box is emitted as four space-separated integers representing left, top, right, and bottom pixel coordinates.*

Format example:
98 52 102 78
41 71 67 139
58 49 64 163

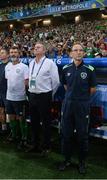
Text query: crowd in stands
0 20 107 59
0 0 90 20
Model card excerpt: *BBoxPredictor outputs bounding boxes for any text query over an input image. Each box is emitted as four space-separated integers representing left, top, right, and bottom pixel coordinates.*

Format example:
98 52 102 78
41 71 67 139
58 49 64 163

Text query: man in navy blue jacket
0 48 9 132
59 43 97 174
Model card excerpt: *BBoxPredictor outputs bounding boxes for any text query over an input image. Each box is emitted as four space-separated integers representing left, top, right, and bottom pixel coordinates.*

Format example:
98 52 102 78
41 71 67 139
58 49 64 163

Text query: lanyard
31 57 46 77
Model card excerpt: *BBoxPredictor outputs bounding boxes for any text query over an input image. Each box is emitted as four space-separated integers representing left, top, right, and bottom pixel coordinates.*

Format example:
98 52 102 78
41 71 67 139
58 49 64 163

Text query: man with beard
5 46 29 147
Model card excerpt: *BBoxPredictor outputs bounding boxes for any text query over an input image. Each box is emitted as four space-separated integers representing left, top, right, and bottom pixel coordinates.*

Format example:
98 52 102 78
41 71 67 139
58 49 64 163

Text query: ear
83 51 85 57
69 51 72 58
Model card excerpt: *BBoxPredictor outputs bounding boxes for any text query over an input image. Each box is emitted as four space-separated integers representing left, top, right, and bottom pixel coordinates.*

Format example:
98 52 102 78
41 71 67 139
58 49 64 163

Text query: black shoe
58 160 72 171
25 145 42 153
41 149 51 157
4 137 17 144
78 162 86 174
25 146 36 153
17 140 28 150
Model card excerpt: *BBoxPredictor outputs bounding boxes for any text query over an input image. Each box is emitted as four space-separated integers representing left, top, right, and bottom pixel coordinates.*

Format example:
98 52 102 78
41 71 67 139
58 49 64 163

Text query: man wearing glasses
59 43 97 174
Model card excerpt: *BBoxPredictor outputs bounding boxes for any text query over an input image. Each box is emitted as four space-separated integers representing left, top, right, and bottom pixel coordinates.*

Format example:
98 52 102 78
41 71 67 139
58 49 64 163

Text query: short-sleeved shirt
62 61 97 101
5 62 29 101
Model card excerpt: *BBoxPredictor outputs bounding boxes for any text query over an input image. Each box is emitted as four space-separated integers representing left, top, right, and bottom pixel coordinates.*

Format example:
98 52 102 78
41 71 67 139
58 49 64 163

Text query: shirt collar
73 60 84 68
35 56 46 64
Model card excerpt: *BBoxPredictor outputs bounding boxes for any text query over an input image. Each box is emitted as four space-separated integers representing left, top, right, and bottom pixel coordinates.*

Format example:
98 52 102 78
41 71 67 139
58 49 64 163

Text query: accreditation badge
30 76 36 89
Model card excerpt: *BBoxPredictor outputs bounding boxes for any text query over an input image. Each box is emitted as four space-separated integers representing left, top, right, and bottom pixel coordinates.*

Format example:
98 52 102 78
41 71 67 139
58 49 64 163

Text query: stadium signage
48 0 107 14
49 3 89 13
1 0 106 21
31 0 107 17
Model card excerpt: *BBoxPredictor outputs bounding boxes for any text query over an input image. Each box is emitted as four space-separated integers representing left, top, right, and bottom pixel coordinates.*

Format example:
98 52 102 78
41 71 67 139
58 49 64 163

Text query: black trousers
29 91 52 149
61 99 90 162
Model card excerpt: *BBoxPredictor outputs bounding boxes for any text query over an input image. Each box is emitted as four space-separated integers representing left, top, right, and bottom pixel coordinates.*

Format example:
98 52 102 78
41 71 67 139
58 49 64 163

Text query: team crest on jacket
80 72 87 79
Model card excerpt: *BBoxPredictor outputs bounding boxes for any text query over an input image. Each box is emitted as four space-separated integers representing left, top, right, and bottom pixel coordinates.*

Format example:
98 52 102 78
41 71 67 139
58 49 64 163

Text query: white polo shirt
5 62 29 101
29 56 60 94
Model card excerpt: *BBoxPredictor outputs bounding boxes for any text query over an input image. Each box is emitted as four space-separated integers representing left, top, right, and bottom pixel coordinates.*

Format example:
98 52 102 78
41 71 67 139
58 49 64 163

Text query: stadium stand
0 20 106 58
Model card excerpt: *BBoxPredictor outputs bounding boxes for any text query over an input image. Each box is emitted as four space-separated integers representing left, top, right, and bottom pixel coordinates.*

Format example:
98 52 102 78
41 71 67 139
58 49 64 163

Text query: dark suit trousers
29 91 52 149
